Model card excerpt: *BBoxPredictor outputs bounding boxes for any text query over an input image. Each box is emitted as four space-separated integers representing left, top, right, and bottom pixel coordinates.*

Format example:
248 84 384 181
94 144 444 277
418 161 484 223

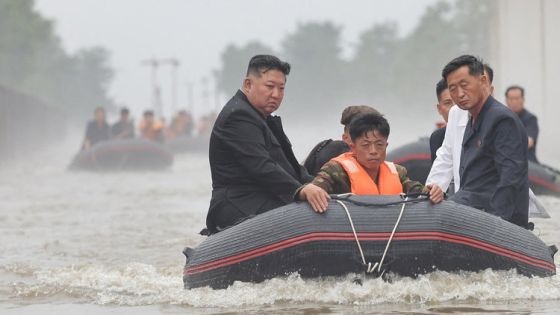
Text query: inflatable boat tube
182 195 556 289
69 138 173 171
386 138 560 197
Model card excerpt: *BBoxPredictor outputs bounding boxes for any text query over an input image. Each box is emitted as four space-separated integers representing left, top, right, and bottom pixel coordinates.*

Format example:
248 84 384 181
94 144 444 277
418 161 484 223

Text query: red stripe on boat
392 153 431 164
185 231 556 275
529 175 560 193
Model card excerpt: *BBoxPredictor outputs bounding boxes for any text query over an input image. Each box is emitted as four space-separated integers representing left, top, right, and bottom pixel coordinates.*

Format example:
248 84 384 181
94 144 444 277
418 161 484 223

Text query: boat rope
332 192 429 207
336 195 409 275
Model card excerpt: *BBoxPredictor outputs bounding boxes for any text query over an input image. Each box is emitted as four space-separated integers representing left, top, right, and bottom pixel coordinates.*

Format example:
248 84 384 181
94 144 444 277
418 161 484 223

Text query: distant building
490 0 560 163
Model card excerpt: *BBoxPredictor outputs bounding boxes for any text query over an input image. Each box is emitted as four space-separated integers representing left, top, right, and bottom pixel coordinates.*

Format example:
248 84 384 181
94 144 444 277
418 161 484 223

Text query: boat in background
69 138 173 171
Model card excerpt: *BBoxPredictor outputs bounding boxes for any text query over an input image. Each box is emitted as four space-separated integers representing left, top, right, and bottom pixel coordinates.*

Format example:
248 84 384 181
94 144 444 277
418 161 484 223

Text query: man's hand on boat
425 184 445 204
298 184 331 213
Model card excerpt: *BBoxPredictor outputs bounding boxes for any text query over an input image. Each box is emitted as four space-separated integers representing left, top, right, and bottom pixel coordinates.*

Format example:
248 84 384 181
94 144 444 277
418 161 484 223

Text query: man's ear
480 73 488 86
242 77 252 92
342 133 350 144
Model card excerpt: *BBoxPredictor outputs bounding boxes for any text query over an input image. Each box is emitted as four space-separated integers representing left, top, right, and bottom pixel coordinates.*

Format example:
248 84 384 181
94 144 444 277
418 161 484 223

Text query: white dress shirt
426 105 468 192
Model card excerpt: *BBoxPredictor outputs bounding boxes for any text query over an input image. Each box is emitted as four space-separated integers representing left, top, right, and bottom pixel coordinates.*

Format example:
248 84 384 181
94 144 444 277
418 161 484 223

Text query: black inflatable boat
183 195 556 289
386 138 560 196
69 138 173 171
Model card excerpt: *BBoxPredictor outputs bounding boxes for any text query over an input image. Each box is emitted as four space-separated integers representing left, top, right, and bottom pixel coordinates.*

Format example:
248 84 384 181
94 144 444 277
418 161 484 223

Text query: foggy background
1 0 558 163
2 1 560 313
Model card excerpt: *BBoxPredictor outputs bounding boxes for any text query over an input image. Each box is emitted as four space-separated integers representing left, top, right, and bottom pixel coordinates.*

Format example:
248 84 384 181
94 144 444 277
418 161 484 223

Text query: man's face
349 130 388 173
506 89 524 114
436 88 454 122
121 112 129 122
243 69 286 116
446 66 488 112
144 114 154 125
94 109 105 123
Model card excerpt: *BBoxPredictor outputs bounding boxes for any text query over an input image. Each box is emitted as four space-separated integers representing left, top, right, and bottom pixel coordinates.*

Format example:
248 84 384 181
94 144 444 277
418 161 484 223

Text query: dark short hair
246 55 291 77
442 55 485 81
505 85 525 97
340 105 379 127
143 110 154 117
436 78 448 101
484 63 494 83
120 107 130 115
348 113 390 142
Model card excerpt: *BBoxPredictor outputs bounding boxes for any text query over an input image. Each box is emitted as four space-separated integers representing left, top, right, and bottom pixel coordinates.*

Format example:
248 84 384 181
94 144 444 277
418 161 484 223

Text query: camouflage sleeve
311 160 352 195
395 164 427 194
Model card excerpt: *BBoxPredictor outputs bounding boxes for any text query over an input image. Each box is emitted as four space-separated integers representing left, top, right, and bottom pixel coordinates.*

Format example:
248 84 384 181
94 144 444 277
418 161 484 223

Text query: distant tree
214 41 274 97
280 21 346 119
390 1 459 110
0 0 115 120
349 22 400 106
212 0 496 120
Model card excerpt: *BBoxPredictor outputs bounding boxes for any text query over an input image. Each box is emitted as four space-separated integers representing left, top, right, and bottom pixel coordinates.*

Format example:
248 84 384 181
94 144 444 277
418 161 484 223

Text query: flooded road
1 137 560 314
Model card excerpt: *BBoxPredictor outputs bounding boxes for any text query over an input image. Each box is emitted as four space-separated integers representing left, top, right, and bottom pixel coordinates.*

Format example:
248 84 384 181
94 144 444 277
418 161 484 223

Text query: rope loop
336 195 409 275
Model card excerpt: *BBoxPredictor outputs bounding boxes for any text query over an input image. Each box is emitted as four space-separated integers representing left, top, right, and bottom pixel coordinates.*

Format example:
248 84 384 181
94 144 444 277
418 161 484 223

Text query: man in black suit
505 85 540 163
205 55 321 234
443 55 529 228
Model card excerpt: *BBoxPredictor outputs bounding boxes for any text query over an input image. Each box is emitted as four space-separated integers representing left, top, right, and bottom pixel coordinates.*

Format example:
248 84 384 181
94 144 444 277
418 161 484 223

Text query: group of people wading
201 54 536 234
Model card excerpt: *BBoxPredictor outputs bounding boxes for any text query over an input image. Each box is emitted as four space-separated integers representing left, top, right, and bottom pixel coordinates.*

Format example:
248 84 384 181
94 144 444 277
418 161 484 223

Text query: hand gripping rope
334 193 427 275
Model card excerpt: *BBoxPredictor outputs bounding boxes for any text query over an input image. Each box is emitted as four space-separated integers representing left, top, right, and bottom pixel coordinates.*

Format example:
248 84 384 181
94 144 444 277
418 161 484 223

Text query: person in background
139 110 164 142
299 113 444 213
442 55 528 228
82 106 110 151
429 79 454 162
111 107 135 139
505 85 539 163
197 112 218 136
205 55 313 234
303 105 379 176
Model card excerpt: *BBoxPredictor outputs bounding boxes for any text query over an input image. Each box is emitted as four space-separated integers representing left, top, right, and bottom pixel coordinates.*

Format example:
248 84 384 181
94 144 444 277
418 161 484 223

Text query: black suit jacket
429 127 446 163
206 90 312 233
452 95 529 228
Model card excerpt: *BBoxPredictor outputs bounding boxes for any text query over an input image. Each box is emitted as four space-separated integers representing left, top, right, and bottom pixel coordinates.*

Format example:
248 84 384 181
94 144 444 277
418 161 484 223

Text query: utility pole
201 76 210 113
141 57 163 118
186 81 195 117
160 58 180 115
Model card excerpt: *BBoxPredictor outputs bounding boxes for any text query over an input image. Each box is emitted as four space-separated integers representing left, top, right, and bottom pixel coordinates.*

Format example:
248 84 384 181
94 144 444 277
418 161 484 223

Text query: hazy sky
35 0 436 118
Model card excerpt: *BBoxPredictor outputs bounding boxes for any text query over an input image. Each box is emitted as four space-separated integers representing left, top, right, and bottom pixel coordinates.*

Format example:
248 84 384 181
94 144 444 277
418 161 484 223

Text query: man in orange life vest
298 113 445 212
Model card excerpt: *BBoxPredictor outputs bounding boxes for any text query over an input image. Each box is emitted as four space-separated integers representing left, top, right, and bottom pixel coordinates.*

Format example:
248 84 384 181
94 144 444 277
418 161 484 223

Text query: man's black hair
120 107 130 115
246 55 291 77
484 63 494 83
436 78 448 101
442 55 485 81
505 85 525 97
143 110 154 116
348 113 390 142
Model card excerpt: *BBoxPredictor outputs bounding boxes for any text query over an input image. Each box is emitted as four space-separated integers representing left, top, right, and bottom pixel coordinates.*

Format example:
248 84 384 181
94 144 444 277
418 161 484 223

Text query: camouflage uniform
311 160 426 194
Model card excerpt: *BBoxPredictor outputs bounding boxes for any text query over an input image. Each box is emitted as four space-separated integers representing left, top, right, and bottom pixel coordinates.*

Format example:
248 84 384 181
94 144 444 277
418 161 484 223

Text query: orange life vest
332 152 403 195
